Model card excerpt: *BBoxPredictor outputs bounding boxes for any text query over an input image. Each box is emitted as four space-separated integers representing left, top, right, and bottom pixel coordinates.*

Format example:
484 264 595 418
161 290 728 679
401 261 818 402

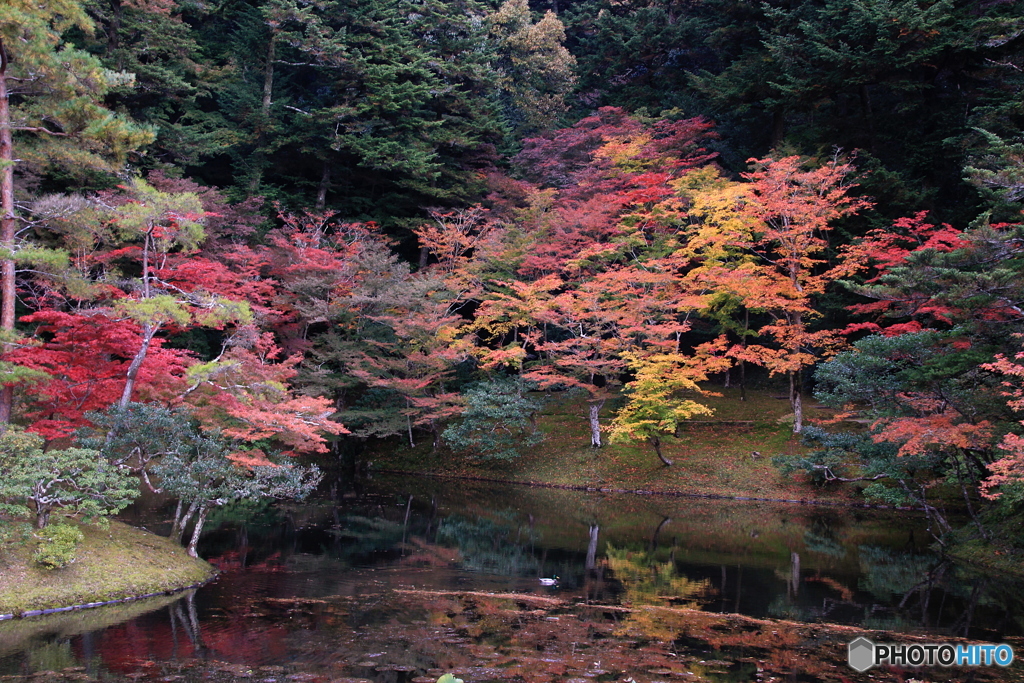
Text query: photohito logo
847 637 1014 672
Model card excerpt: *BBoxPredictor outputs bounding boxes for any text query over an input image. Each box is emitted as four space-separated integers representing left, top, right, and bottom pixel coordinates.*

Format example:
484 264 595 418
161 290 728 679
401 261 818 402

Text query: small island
0 517 214 619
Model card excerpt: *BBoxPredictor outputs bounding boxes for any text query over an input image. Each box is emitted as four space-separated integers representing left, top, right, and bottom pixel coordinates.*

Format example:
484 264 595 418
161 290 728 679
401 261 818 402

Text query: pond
2 474 1023 683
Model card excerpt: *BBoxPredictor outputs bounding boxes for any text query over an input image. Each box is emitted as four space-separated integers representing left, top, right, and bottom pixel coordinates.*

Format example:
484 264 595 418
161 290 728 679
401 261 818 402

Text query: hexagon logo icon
848 637 875 672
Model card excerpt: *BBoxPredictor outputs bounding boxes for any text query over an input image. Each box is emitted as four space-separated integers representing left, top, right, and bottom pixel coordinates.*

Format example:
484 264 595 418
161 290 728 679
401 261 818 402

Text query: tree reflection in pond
7 588 1021 683
5 476 1024 681
191 476 1024 638
435 512 540 577
605 543 715 639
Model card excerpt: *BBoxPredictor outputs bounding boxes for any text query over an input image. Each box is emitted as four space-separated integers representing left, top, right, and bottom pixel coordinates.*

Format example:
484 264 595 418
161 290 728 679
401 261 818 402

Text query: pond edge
0 574 218 622
376 468 922 510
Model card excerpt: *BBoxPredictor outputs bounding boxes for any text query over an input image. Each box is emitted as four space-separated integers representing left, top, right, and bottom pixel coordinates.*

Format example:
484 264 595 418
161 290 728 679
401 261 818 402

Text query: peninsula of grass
369 387 860 504
0 516 215 617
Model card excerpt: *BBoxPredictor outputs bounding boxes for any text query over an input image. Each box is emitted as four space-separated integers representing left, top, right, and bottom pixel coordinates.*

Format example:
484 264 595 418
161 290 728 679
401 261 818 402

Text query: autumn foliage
2 184 348 460
3 101 1024 546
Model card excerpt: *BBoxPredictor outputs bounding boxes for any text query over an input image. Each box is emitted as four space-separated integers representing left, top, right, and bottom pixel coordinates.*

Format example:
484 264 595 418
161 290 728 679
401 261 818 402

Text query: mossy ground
0 516 214 615
370 387 857 503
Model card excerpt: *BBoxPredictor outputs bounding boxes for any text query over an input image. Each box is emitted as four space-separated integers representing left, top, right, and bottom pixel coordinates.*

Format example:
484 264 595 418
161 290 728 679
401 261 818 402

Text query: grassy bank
371 387 858 504
0 516 214 616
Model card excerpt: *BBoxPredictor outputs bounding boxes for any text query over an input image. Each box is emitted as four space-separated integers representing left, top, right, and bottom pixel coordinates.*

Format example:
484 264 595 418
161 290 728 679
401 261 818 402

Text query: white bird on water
539 576 559 586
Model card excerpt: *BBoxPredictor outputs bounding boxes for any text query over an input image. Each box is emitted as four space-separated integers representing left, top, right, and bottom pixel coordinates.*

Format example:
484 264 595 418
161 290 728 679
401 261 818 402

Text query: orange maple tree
683 155 871 432
980 347 1024 499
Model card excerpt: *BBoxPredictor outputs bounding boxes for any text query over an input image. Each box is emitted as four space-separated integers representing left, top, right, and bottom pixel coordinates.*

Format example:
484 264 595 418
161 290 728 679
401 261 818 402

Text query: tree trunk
170 499 184 540
175 500 199 545
116 225 160 409
789 371 803 434
588 400 604 447
739 360 746 402
430 420 440 450
400 494 413 549
35 505 51 529
649 516 670 552
585 523 599 571
247 34 276 194
187 503 210 558
262 36 275 116
0 38 15 429
315 161 331 210
650 435 673 466
107 0 123 64
954 454 990 540
739 308 749 402
118 322 159 408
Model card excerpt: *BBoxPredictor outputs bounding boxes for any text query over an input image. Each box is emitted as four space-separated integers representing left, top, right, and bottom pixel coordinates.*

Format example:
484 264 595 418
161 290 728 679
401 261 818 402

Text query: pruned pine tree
0 427 137 529
155 436 321 558
82 402 321 558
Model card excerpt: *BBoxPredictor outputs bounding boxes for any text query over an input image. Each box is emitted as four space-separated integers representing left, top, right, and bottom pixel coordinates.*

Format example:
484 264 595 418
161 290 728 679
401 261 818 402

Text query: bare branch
810 464 889 483
12 125 67 136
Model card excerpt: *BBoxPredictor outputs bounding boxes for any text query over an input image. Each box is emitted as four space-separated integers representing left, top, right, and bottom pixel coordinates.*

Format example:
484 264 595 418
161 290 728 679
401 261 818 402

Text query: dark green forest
3 0 1024 554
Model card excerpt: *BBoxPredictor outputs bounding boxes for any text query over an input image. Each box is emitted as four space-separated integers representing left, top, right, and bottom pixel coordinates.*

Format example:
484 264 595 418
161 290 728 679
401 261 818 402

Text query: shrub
442 378 544 460
0 428 138 529
34 523 85 569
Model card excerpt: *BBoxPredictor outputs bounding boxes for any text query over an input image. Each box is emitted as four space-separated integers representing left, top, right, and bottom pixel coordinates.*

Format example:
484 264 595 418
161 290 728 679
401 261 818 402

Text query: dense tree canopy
2 0 1024 552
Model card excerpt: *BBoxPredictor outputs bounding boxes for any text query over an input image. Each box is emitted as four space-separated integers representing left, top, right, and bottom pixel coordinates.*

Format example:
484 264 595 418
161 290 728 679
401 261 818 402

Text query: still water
2 474 1023 681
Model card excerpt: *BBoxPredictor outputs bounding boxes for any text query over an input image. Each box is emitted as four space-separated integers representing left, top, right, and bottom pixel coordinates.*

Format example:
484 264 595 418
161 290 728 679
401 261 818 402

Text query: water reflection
2 473 1024 680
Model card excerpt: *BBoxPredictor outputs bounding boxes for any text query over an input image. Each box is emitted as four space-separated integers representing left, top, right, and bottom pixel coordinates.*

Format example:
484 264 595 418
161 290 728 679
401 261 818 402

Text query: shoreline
375 467 922 510
0 575 217 621
372 468 1024 579
0 518 217 618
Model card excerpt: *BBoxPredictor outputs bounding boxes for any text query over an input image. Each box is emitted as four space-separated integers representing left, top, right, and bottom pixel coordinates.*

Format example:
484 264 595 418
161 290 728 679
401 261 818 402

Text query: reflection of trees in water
802 530 847 560
861 547 1024 638
857 545 935 600
765 544 1024 637
766 551 809 621
26 641 77 673
202 494 426 568
857 547 958 632
605 544 714 608
201 499 296 566
185 482 1024 640
328 515 404 554
604 544 714 640
168 592 205 658
766 593 813 623
768 545 943 628
436 512 540 576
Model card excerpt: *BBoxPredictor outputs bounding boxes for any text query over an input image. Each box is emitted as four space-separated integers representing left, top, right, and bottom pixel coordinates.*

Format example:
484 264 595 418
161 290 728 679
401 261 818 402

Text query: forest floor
0 516 214 617
370 387 864 505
